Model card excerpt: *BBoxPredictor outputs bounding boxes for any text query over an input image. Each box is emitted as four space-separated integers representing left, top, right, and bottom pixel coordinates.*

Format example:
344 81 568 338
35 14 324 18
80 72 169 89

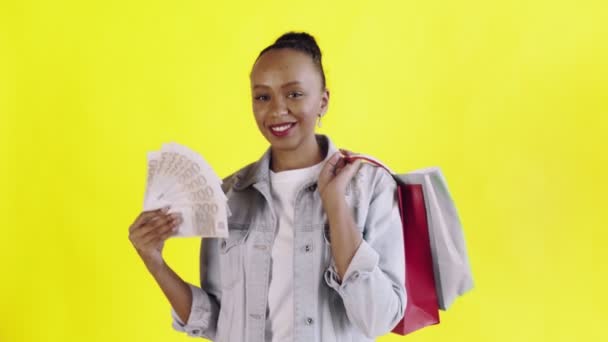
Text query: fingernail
162 205 170 212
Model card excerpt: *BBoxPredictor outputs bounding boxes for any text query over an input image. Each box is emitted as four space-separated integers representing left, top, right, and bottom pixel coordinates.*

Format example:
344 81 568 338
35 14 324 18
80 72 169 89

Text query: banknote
143 151 161 208
148 143 226 203
143 142 229 238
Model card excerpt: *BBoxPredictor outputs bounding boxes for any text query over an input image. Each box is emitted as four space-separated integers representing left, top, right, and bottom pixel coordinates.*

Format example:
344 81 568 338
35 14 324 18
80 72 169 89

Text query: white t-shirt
265 161 324 342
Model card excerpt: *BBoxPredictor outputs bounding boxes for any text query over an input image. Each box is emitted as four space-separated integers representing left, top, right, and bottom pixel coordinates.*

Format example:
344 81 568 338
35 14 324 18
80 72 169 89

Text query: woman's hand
318 150 362 211
128 206 183 268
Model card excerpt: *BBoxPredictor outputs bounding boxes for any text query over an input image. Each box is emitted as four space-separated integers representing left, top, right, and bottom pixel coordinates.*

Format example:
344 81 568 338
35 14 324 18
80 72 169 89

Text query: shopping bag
344 155 440 335
397 167 474 310
345 153 474 333
392 183 441 335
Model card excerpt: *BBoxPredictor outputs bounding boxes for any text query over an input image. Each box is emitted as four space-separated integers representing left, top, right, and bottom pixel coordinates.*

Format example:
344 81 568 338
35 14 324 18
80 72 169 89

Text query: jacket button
307 184 317 192
304 244 312 252
220 240 227 249
191 329 200 335
306 317 314 325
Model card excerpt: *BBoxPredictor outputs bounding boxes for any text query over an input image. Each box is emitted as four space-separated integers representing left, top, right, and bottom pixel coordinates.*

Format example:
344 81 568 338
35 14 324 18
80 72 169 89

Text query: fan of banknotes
142 142 229 238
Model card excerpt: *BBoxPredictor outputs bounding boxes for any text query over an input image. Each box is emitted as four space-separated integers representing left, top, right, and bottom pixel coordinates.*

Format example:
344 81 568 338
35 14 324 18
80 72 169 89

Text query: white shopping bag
396 167 473 310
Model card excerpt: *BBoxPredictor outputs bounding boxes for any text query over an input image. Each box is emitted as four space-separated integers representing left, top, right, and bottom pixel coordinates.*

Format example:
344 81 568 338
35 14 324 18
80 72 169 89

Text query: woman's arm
143 257 192 324
318 154 406 338
128 207 220 339
128 209 199 331
323 194 363 279
168 238 222 339
318 152 365 278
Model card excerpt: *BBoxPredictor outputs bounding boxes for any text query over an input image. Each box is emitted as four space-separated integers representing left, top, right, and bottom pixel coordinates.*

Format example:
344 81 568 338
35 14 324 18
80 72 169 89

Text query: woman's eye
254 95 269 101
288 92 303 99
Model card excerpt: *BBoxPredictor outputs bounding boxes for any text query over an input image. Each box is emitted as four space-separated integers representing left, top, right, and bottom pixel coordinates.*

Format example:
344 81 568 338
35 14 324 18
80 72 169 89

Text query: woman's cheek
252 107 266 123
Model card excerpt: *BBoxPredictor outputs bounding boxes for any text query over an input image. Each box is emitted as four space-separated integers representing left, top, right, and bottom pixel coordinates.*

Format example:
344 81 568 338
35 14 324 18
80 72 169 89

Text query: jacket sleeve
170 237 222 339
324 168 407 338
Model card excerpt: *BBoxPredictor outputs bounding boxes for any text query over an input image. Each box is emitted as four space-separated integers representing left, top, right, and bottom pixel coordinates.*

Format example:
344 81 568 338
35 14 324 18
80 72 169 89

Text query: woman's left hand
318 150 362 210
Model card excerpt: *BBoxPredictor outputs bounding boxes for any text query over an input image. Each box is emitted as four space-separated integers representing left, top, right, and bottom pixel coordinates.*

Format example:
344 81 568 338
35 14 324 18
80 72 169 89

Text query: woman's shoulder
350 156 397 196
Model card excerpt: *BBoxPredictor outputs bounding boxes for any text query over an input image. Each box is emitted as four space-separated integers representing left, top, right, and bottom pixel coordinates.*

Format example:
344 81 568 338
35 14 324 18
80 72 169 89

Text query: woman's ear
320 88 330 116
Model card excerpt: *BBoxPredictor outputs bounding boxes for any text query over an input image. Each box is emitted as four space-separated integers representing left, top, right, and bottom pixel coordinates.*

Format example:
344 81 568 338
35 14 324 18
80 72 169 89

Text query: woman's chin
269 138 298 152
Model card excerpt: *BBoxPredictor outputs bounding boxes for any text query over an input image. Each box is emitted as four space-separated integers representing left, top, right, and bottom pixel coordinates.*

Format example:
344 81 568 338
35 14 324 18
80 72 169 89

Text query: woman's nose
270 98 288 117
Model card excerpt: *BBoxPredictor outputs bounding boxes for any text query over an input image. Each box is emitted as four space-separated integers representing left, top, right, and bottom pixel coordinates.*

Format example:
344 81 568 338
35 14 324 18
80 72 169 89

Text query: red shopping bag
391 183 440 335
345 154 440 335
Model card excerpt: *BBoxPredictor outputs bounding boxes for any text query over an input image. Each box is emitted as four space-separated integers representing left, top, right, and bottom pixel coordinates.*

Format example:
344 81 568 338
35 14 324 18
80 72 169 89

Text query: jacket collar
233 134 339 191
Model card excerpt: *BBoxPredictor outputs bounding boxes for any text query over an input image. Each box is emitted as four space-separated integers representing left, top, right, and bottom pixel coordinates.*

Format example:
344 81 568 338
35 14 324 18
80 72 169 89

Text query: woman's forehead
250 49 320 86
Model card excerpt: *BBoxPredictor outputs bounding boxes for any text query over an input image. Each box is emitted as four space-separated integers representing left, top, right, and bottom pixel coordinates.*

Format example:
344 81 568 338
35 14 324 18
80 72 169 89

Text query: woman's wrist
321 193 347 217
139 251 166 274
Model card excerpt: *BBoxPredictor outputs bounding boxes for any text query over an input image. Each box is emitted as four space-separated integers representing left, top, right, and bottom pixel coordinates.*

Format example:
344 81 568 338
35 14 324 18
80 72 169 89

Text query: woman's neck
270 135 324 172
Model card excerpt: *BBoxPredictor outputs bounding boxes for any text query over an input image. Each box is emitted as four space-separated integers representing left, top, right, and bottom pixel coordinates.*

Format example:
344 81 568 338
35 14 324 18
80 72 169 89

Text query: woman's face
250 48 329 153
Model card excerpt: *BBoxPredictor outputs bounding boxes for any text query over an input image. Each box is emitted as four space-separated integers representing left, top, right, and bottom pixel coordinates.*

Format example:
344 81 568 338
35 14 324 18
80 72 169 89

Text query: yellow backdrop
1 0 606 341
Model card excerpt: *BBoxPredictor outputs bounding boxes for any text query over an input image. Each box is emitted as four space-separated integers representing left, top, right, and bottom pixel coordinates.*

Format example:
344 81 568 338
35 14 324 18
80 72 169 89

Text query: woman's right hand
128 206 183 267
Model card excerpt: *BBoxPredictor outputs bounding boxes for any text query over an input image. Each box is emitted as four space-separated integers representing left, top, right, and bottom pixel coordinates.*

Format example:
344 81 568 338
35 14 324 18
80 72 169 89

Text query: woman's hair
256 31 327 89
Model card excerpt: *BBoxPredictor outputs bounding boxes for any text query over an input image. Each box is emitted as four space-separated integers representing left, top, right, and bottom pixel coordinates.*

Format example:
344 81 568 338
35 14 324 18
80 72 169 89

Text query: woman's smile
268 122 297 137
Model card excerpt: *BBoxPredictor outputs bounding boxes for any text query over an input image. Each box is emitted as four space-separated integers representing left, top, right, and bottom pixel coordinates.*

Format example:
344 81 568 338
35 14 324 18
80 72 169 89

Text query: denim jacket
171 135 406 341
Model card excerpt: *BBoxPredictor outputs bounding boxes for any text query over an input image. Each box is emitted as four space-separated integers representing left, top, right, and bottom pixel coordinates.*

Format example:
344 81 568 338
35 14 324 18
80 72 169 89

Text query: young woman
128 32 406 342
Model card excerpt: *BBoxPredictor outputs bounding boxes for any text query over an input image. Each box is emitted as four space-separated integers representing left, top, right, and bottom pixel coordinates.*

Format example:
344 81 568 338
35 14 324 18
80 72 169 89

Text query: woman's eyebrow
281 81 301 88
253 81 302 89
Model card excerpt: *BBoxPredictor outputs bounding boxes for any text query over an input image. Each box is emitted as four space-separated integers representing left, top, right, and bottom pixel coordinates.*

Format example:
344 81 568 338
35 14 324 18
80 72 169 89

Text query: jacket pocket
218 227 249 290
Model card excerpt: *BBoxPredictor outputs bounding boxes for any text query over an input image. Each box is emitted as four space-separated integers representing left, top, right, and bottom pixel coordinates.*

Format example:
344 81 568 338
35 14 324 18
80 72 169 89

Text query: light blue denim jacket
171 135 406 341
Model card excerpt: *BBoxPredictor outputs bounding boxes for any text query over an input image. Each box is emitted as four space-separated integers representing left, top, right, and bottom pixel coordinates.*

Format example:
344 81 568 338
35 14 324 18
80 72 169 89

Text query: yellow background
1 0 606 341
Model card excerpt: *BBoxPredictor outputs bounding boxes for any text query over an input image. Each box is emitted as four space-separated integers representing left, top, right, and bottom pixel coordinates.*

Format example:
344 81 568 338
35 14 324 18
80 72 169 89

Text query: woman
128 32 406 342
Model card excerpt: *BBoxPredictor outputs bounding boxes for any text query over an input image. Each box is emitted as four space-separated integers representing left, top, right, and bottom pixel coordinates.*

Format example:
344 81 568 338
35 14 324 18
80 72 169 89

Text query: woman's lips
268 122 296 137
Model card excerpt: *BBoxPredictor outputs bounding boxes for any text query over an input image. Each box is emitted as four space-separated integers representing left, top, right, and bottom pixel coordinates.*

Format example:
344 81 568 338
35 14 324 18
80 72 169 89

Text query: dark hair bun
256 31 327 88
274 31 322 61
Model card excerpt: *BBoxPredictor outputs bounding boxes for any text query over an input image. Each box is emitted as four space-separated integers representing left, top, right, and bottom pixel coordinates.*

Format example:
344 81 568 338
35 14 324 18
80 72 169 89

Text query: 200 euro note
142 142 229 238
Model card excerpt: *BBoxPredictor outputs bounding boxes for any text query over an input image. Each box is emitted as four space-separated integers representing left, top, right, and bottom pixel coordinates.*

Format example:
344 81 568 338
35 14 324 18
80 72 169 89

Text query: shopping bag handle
341 150 395 175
